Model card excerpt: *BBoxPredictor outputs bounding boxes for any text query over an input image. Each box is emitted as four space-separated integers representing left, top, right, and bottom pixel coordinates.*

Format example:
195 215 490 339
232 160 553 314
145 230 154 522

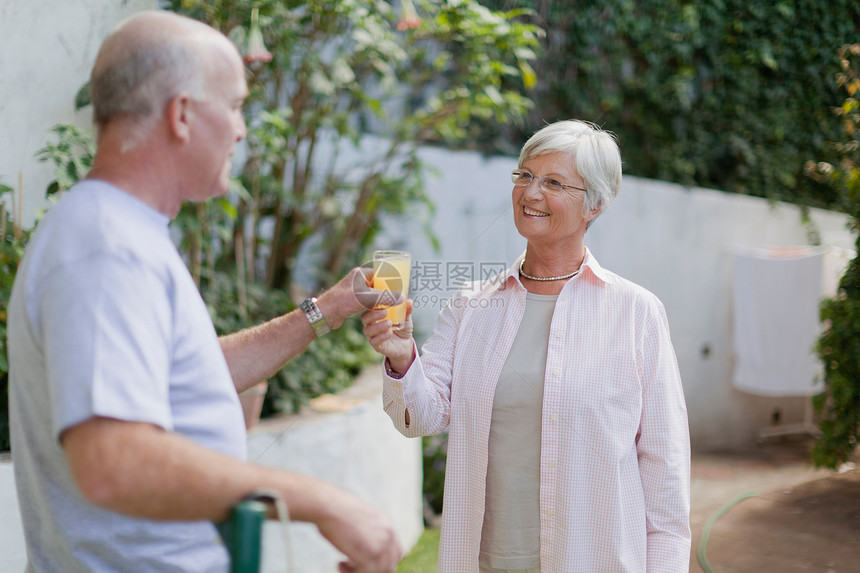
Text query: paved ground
689 436 859 572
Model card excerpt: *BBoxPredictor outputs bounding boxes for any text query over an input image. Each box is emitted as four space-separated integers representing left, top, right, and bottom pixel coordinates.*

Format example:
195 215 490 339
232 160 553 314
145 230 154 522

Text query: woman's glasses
511 169 586 195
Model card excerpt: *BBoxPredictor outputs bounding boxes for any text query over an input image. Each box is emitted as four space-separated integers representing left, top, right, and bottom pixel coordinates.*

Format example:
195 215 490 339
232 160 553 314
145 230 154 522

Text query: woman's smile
523 206 549 217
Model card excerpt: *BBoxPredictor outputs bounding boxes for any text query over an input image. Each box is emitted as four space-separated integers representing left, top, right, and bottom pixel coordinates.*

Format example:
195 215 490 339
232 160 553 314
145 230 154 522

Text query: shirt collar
580 247 614 285
85 179 171 229
497 246 614 293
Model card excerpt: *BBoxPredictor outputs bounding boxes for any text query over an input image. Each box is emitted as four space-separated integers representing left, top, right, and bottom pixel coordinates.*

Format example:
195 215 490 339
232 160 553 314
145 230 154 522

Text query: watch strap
384 357 406 379
300 297 330 337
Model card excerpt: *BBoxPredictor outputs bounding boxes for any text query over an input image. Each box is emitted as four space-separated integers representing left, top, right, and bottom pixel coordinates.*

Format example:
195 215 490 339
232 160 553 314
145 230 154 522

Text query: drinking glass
372 250 412 328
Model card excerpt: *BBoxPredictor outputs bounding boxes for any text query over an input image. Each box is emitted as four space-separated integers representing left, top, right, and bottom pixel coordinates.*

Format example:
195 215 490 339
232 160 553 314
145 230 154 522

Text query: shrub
808 44 860 468
0 181 30 452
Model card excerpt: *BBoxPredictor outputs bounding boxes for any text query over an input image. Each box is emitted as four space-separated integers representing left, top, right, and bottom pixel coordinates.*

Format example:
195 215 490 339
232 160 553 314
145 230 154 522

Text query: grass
396 526 440 572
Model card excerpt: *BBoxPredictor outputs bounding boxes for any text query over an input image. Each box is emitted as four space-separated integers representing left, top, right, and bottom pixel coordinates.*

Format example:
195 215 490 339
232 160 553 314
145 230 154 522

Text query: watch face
302 298 329 336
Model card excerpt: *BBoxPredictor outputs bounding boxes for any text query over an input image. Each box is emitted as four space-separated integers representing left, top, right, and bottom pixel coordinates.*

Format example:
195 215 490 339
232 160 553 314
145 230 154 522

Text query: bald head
90 11 240 131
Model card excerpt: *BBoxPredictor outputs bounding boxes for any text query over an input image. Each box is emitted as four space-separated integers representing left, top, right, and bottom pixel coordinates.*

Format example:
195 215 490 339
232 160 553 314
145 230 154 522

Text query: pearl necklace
519 258 580 282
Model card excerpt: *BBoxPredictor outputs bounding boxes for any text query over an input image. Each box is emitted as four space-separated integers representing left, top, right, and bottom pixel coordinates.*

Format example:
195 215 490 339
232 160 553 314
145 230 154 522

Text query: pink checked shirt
383 249 691 572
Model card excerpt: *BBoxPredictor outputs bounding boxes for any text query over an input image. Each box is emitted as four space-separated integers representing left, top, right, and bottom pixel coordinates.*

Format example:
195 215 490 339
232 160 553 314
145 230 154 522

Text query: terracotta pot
238 380 269 430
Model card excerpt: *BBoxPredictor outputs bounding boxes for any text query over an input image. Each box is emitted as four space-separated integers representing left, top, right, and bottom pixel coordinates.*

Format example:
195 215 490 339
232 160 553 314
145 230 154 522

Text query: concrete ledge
250 366 424 572
0 366 424 572
0 457 25 573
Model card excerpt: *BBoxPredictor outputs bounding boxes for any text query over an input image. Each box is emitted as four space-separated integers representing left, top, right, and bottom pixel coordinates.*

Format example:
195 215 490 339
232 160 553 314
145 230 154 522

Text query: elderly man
7 10 401 573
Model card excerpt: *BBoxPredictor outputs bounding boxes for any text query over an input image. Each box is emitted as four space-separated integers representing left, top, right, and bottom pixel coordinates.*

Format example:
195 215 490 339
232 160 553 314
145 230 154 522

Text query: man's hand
315 485 403 573
62 417 403 572
317 267 404 330
221 266 406 392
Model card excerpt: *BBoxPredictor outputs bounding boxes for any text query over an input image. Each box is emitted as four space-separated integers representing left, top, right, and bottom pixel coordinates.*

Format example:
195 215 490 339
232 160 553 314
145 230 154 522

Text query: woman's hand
361 301 415 375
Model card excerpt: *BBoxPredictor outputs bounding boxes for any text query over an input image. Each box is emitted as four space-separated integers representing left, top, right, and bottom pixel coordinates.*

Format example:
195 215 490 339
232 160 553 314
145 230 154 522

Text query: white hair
519 120 622 227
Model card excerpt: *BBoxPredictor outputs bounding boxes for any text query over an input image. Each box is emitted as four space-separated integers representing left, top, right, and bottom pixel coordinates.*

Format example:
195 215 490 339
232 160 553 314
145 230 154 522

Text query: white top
480 292 557 570
8 180 246 572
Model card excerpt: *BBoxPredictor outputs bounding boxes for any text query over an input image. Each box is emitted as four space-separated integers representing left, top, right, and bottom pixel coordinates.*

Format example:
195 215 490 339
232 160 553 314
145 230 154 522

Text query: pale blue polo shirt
8 180 246 572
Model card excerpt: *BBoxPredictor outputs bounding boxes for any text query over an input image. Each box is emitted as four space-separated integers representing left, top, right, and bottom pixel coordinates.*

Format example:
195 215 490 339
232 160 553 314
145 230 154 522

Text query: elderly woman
363 120 691 572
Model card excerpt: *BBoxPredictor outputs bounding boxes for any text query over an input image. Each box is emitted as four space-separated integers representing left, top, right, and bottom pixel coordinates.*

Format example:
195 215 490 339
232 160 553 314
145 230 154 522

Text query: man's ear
166 92 193 143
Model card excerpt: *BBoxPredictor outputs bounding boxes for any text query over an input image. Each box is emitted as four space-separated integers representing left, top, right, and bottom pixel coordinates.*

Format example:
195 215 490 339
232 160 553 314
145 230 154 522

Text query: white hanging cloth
731 246 852 397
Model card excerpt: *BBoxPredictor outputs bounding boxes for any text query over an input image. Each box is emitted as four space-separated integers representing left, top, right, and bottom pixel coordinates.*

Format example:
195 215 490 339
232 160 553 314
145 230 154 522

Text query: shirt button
561 295 568 301
556 332 563 339
552 368 560 376
547 510 554 518
550 413 559 421
548 461 556 469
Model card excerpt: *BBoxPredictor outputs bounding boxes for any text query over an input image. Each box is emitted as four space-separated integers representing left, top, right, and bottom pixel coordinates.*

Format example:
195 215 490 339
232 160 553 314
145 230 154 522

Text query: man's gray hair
518 120 622 227
90 13 212 141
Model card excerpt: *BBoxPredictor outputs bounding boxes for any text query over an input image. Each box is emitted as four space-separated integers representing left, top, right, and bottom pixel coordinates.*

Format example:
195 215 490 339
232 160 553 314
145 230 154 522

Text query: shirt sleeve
382 291 467 438
636 299 692 571
36 254 174 439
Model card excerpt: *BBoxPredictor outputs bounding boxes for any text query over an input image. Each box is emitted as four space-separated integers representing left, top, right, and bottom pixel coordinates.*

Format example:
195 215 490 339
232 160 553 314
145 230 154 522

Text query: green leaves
809 44 860 469
0 182 31 451
74 82 91 111
35 125 95 193
159 0 542 417
269 317 380 415
483 0 859 207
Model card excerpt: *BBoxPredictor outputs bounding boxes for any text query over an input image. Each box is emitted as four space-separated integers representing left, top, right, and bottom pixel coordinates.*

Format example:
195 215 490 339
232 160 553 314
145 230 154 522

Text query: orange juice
372 250 412 327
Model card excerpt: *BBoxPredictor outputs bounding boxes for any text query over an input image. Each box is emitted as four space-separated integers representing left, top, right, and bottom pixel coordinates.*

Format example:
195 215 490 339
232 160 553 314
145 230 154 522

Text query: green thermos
216 499 268 573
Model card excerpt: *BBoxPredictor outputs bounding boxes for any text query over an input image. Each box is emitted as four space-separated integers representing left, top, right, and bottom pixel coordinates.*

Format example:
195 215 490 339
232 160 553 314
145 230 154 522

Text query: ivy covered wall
481 0 860 210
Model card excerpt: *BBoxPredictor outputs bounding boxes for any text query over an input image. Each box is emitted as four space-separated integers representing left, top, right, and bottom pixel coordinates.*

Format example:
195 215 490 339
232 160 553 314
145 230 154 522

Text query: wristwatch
384 358 406 380
299 297 330 337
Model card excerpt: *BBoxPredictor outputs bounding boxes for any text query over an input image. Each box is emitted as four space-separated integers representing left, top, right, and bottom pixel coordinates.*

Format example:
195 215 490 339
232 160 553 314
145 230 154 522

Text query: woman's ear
165 92 193 143
585 205 601 224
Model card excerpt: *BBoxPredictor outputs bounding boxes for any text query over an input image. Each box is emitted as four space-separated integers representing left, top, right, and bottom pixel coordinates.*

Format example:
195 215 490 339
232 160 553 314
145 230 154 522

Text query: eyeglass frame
510 169 587 195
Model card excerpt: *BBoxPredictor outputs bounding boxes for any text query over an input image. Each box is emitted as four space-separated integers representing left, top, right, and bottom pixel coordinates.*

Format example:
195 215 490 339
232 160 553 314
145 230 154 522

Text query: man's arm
219 307 317 393
61 417 402 571
221 267 389 392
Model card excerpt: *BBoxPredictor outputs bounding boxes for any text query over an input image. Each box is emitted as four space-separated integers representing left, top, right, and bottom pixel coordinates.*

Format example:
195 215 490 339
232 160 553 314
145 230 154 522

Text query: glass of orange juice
372 250 412 328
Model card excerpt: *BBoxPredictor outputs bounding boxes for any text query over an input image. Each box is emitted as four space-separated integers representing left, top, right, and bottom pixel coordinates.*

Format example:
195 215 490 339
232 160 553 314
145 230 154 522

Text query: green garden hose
696 490 760 573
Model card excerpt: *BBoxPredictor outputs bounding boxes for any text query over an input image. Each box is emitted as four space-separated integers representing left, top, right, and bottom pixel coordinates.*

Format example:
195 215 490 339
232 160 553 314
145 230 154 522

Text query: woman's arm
362 293 467 438
637 301 692 571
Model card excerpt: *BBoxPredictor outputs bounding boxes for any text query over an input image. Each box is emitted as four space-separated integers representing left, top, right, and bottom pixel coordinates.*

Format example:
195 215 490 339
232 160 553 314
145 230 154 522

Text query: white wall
386 146 856 452
0 0 157 227
588 178 853 450
0 460 25 573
